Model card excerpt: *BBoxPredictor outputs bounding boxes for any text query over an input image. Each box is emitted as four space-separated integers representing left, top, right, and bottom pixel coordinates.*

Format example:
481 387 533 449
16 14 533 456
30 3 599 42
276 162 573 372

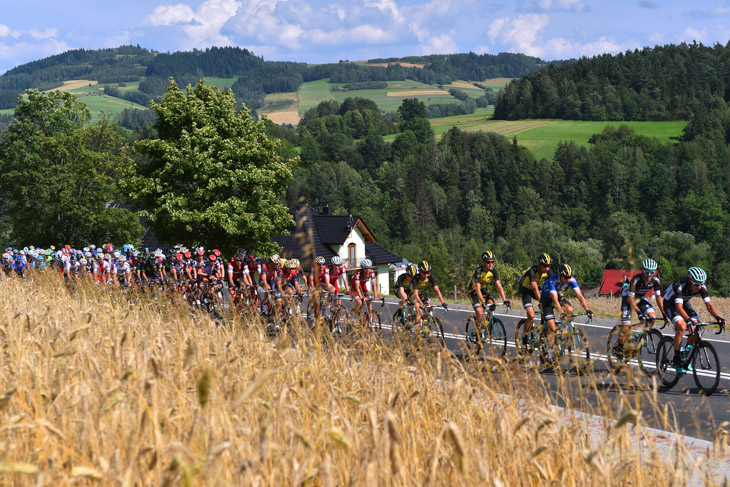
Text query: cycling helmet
82 247 89 253
286 259 298 268
315 256 326 265
209 254 217 262
176 253 183 261
79 258 87 265
270 254 280 265
360 258 372 269
104 254 111 261
84 251 92 258
688 266 707 285
406 264 418 277
331 256 342 265
196 248 205 257
183 251 191 259
538 253 552 266
36 255 44 262
212 249 221 257
89 245 96 251
559 263 573 278
113 251 120 259
118 255 127 262
418 260 432 273
481 251 495 261
641 258 658 272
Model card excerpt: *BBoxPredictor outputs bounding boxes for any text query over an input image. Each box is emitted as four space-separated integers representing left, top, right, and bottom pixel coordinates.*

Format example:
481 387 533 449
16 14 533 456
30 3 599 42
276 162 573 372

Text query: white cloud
0 25 11 38
649 32 665 44
488 14 626 59
473 44 489 54
538 0 585 12
419 33 458 54
679 26 708 43
144 0 242 48
364 0 404 24
27 28 57 40
325 4 347 22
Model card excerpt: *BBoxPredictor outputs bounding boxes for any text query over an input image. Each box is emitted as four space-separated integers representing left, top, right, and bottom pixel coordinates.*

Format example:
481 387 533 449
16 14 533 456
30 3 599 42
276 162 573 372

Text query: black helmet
406 264 418 277
418 260 432 273
481 250 495 261
559 263 573 278
538 253 552 265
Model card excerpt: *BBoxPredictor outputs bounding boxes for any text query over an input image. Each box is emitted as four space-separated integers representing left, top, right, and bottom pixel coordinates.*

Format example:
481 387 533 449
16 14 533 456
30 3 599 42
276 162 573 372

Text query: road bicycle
515 309 543 357
392 301 446 352
464 302 508 358
537 312 591 373
656 321 724 396
605 315 665 375
349 296 384 337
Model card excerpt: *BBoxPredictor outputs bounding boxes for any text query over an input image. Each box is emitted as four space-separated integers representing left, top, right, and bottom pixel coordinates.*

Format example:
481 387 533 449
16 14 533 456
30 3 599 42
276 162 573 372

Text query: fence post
454 285 457 302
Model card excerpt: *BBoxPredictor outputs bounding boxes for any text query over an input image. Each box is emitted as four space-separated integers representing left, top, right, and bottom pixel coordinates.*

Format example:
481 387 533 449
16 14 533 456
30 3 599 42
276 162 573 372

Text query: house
272 204 402 295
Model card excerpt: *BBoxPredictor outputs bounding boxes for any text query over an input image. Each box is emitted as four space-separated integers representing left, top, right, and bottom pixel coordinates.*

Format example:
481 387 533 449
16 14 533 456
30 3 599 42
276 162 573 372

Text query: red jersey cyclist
320 255 350 300
350 258 379 317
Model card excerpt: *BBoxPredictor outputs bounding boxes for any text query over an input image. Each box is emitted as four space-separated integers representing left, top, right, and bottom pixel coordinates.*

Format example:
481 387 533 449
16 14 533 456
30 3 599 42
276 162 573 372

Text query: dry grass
584 296 730 322
0 274 726 485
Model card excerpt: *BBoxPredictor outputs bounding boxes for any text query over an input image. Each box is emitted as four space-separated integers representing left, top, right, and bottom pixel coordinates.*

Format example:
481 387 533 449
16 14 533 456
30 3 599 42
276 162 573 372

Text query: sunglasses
643 270 655 275
483 260 495 264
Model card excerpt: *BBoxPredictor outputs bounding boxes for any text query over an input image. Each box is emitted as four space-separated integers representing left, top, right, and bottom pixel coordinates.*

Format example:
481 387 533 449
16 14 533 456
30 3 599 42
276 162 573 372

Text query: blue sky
1 0 729 74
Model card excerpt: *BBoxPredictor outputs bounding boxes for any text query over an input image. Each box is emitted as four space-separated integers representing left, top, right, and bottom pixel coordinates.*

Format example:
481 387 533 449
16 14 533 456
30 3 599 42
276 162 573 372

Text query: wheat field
0 274 725 485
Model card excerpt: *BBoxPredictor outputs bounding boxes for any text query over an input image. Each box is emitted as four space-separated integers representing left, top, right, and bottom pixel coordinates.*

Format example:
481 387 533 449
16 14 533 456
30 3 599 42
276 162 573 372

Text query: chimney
322 205 332 216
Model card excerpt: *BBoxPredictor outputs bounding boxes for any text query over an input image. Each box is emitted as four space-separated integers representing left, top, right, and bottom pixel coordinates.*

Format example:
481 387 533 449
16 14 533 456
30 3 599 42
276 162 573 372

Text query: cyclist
663 267 725 373
281 259 303 297
467 250 510 328
613 258 666 359
410 260 448 324
540 264 593 361
227 250 246 290
320 255 349 302
261 254 283 314
395 264 418 315
517 253 553 349
350 258 379 317
113 254 132 287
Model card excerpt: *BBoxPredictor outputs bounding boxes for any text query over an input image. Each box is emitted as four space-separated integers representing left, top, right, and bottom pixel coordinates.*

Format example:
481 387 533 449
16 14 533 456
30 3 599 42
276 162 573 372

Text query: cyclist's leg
617 298 632 346
469 291 483 327
521 288 537 335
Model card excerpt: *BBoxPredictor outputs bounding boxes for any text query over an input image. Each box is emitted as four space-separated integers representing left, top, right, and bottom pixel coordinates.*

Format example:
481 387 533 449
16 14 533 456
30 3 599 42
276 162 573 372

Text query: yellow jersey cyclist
467 251 509 327
395 263 418 315
517 253 553 347
540 264 593 361
410 260 448 324
613 258 666 357
663 267 725 373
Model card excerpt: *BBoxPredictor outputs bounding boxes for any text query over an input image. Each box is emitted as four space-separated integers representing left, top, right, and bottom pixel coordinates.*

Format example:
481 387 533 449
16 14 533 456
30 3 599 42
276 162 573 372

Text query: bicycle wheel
536 325 552 365
606 325 628 371
366 311 382 335
692 341 720 396
637 328 662 376
655 336 680 389
567 328 590 373
421 315 446 349
328 307 351 338
515 318 528 355
464 317 483 355
485 318 507 358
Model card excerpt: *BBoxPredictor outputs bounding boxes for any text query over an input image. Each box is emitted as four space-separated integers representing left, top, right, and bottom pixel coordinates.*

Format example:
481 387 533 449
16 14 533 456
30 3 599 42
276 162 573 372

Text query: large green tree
131 79 297 253
0 89 141 247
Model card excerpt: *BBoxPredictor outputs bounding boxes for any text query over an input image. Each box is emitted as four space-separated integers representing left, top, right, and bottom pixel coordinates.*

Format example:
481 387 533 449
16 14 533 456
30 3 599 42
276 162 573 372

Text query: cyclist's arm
574 287 589 312
531 280 541 300
495 279 507 303
674 300 692 322
551 290 564 317
433 284 446 305
371 276 379 300
705 300 721 320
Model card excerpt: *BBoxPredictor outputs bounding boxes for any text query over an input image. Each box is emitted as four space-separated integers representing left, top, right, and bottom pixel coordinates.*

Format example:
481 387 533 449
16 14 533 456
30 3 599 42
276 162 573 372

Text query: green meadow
427 114 686 161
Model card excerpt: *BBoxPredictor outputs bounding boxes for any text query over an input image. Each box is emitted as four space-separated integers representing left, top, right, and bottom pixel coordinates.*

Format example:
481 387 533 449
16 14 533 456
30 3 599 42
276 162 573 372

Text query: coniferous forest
1 43 730 295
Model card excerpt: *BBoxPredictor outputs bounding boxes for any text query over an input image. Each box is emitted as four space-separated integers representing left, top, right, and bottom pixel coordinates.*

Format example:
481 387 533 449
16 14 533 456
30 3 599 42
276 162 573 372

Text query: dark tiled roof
314 215 359 244
275 204 401 266
365 242 401 265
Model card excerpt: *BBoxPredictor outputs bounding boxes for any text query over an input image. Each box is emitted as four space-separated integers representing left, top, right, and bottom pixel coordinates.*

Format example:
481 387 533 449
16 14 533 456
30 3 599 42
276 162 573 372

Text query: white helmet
360 258 372 269
331 256 342 265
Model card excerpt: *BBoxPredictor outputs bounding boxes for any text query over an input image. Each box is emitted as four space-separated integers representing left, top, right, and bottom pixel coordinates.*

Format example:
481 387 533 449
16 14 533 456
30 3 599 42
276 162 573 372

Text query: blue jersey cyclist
539 264 593 361
663 267 725 373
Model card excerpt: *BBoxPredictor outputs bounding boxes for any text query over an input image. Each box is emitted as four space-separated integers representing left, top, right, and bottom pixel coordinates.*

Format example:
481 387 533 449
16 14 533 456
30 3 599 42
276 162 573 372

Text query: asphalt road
365 298 730 441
